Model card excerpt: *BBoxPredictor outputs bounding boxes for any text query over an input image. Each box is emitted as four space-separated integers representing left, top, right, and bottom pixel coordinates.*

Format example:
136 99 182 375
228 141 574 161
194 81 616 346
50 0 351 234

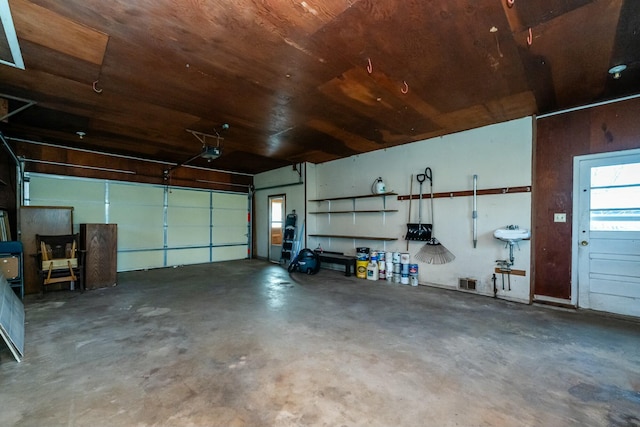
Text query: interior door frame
571 147 640 308
268 194 286 263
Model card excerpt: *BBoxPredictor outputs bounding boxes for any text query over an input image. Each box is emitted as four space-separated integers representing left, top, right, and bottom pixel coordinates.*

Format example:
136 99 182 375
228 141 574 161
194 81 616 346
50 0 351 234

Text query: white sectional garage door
26 174 249 271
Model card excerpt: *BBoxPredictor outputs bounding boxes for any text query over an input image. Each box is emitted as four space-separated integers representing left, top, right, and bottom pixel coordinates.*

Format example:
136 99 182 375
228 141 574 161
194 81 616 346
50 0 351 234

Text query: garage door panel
212 245 248 261
167 248 210 266
168 227 211 247
118 250 164 272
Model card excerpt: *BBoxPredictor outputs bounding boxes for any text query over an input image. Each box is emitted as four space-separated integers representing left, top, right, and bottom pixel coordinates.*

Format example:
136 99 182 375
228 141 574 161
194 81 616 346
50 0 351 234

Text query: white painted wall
255 118 533 302
253 163 310 260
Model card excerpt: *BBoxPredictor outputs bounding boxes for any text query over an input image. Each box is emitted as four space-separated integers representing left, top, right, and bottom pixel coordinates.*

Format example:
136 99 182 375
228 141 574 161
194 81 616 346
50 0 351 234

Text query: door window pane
270 197 284 246
590 163 640 231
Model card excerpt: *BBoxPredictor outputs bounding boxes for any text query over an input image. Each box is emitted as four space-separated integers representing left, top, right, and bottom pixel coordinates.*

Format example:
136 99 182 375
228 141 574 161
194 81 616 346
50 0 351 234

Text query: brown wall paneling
80 223 117 290
534 97 640 300
14 141 253 193
20 206 73 294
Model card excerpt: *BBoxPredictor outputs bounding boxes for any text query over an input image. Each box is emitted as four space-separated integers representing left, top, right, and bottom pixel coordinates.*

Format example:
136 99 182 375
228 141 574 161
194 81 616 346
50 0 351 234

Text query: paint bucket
356 247 370 261
409 264 419 286
376 251 385 262
366 261 379 281
400 263 409 284
393 273 401 283
400 252 411 265
356 260 368 279
393 263 401 274
392 252 401 264
385 252 393 263
385 263 393 281
370 250 379 261
378 260 386 280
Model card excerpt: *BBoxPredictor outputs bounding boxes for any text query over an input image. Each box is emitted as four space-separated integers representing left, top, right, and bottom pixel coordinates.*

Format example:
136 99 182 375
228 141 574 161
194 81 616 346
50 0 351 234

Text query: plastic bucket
356 260 368 278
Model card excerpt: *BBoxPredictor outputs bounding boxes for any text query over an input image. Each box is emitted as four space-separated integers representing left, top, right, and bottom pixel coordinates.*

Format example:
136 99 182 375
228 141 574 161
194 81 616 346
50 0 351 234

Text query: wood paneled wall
13 141 253 193
534 97 640 300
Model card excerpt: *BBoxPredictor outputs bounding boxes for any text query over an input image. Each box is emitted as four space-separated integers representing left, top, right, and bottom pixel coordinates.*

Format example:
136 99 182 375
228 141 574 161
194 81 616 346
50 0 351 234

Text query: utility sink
494 227 531 242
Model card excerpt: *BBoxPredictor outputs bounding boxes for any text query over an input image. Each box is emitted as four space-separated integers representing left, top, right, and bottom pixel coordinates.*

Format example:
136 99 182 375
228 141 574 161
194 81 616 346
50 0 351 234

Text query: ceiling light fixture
608 64 627 79
76 131 86 139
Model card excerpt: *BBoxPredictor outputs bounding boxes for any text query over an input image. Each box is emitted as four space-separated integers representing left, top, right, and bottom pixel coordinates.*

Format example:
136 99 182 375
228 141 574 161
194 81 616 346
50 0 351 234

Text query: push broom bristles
415 237 456 264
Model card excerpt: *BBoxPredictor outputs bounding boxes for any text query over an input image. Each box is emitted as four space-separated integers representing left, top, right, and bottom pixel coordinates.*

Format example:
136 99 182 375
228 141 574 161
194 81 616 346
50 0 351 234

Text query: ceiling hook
92 80 103 94
367 58 373 74
506 0 514 8
526 28 533 46
401 81 409 94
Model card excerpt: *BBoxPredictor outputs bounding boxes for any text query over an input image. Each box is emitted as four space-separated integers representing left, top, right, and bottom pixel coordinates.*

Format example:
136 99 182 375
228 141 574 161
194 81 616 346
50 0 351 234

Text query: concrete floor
1 259 639 427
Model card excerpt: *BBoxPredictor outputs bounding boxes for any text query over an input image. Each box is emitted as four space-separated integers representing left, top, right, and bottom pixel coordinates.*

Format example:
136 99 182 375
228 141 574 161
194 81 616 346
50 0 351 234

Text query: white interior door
575 149 640 317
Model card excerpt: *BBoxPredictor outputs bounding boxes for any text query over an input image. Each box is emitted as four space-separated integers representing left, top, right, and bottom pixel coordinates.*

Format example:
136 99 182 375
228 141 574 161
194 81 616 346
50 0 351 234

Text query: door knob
581 240 589 246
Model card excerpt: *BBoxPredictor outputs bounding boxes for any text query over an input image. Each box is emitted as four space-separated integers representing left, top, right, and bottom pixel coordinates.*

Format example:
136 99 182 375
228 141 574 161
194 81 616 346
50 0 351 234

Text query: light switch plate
554 213 566 223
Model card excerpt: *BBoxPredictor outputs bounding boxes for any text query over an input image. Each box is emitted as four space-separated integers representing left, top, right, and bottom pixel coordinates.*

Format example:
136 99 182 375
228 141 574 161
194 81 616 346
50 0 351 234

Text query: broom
415 167 455 264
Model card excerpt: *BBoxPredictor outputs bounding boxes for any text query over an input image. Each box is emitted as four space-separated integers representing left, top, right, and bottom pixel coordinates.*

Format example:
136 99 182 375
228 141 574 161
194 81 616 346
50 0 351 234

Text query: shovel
406 172 432 241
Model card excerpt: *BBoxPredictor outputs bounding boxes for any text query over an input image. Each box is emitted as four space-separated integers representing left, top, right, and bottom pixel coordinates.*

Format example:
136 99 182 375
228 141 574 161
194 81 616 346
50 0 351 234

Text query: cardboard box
0 256 19 280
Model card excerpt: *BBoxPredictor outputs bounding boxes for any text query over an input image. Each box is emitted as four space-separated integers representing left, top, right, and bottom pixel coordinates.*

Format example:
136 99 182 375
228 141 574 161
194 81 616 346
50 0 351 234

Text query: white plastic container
366 261 379 281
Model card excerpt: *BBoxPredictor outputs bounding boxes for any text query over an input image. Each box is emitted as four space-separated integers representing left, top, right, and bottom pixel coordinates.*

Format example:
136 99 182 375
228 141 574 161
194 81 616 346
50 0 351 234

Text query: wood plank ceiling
0 0 639 175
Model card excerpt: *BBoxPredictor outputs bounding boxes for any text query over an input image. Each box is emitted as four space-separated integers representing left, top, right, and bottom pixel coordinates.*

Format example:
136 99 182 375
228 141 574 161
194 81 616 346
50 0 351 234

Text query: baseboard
533 294 576 309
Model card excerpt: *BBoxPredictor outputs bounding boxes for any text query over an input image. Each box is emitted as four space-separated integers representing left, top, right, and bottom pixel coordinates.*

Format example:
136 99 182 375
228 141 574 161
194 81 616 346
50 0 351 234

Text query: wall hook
401 81 409 94
506 0 514 8
367 58 373 74
92 80 103 94
527 28 533 46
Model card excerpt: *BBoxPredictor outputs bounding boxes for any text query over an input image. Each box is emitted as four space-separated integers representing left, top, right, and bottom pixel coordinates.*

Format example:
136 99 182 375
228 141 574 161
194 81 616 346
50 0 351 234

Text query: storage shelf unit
309 192 398 244
309 209 398 214
308 192 397 202
0 241 24 299
309 234 397 241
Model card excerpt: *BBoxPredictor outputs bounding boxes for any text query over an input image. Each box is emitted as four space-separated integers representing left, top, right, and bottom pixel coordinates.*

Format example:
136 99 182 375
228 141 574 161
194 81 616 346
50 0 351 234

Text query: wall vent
459 277 477 291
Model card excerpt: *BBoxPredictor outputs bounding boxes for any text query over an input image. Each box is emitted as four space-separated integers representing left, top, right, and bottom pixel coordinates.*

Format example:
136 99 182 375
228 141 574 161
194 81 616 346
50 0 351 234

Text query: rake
415 167 455 265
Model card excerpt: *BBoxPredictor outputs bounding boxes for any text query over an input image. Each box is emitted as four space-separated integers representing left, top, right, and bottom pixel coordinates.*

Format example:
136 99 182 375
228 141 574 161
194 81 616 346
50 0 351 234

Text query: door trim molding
572 147 640 308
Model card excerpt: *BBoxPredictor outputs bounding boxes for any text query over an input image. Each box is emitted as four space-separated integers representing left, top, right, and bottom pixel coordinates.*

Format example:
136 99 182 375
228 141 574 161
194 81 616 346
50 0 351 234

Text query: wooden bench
314 250 356 277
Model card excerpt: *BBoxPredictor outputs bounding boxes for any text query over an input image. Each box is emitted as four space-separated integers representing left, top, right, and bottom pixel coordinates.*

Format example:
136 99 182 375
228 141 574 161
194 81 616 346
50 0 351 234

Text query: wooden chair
36 234 83 293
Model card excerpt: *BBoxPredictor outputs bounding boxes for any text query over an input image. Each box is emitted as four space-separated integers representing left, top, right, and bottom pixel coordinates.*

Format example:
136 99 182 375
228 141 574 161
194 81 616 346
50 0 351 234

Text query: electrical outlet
554 213 566 223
